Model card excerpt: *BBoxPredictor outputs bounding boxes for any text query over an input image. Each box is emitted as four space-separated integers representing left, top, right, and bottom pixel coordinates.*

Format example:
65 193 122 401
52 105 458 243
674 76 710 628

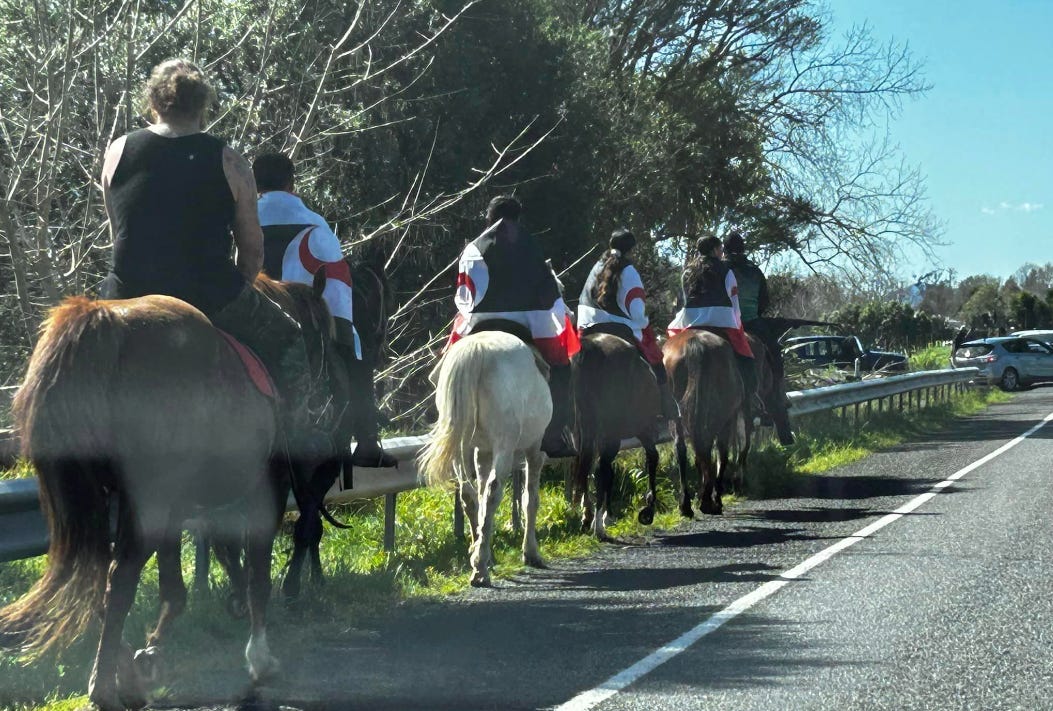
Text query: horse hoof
226 593 248 619
637 507 654 526
469 574 492 588
523 552 548 569
133 646 164 687
249 654 281 684
679 504 694 519
699 499 723 516
88 687 123 711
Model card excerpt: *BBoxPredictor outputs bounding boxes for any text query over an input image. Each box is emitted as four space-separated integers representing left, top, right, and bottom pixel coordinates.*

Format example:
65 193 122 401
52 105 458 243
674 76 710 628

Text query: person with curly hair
99 58 329 462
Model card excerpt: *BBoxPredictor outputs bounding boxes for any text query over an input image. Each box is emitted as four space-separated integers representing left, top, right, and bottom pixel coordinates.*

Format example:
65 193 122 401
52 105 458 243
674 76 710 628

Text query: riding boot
541 363 577 458
211 286 333 464
341 344 398 469
650 362 680 421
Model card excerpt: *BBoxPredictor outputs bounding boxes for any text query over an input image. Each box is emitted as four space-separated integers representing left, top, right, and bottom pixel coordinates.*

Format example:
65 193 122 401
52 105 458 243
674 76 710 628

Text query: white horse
418 330 551 587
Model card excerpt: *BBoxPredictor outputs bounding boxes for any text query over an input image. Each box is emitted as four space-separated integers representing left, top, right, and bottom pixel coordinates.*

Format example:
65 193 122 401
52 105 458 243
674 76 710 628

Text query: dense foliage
0 0 937 424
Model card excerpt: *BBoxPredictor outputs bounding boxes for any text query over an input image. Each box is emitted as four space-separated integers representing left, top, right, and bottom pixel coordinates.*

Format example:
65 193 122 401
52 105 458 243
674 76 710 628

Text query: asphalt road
168 388 1053 711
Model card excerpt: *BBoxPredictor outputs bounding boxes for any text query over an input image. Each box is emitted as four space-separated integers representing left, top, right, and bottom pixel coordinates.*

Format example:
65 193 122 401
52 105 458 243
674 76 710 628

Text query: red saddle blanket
216 330 276 399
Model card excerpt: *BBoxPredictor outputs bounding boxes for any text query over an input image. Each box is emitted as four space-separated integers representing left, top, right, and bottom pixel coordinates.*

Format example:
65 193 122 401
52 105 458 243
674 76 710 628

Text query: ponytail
591 249 633 314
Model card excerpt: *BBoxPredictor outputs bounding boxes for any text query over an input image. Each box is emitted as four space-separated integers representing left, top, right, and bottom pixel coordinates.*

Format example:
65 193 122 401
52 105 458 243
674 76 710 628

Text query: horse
663 329 744 516
726 332 793 492
571 328 665 540
202 258 390 604
417 331 550 587
0 295 285 711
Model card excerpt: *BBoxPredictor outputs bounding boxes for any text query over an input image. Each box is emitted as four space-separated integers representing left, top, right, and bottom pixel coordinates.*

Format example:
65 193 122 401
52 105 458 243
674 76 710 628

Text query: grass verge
0 385 1009 709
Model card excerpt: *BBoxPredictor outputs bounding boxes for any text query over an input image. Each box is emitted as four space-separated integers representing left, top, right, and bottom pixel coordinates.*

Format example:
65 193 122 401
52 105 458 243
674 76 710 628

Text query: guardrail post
898 392 904 412
384 493 397 552
853 402 860 432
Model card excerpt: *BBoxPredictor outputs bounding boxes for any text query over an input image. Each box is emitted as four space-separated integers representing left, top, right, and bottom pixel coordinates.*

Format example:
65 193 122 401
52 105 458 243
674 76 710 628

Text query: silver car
952 336 1053 391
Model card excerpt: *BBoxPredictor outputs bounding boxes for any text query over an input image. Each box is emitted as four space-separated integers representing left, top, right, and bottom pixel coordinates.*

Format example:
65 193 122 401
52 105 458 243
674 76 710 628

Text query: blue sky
828 0 1052 283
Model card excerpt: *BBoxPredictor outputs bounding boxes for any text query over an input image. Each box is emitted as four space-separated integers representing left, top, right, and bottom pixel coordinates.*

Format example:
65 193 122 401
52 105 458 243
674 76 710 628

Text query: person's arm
222 145 264 281
455 244 488 315
621 265 649 325
100 135 127 238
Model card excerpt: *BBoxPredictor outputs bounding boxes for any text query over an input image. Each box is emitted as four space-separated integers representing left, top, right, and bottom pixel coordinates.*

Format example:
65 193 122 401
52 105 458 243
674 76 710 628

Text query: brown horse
663 329 743 516
572 330 665 539
726 333 793 492
0 295 285 711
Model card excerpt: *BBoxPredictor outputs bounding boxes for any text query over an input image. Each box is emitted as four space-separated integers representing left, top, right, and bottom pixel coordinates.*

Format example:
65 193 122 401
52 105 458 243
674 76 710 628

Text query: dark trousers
744 318 785 379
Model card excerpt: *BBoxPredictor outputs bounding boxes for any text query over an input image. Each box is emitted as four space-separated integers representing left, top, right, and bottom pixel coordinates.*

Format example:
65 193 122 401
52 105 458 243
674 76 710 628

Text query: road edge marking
552 411 1053 711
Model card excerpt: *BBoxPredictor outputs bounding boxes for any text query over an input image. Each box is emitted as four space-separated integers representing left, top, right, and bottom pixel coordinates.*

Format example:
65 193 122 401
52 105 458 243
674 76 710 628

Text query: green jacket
724 254 769 322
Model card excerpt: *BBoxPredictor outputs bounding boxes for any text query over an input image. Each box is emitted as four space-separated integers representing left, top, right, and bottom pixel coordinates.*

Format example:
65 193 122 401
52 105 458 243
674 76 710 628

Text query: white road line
553 411 1053 711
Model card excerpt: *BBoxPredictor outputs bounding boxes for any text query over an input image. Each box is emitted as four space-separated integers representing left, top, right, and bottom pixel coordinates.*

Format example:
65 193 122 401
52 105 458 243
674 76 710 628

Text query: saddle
216 330 277 399
580 322 636 348
469 318 534 346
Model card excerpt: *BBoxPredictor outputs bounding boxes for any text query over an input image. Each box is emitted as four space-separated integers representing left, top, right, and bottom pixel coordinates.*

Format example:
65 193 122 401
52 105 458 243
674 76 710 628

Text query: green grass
0 385 1010 710
909 343 952 371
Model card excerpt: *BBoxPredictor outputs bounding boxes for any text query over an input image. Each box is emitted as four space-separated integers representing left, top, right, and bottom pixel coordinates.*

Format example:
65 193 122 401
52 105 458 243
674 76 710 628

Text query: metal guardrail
0 368 981 562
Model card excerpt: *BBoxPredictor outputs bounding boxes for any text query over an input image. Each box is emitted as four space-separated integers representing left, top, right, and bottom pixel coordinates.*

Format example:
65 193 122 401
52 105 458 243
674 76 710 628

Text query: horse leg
474 449 495 568
574 442 596 532
455 448 479 548
674 419 693 518
593 442 619 541
307 458 341 588
213 539 248 619
136 522 187 688
637 437 659 526
713 439 730 515
89 507 153 711
734 415 751 494
696 436 721 516
282 502 316 603
458 479 480 549
244 505 281 683
522 449 547 568
471 450 510 587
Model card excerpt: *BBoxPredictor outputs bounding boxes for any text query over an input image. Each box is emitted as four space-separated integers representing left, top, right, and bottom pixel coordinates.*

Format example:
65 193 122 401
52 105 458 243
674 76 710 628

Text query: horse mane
253 273 335 341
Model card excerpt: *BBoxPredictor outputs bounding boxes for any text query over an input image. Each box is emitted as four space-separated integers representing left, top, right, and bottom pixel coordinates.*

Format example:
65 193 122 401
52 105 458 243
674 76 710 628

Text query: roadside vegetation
0 385 1009 710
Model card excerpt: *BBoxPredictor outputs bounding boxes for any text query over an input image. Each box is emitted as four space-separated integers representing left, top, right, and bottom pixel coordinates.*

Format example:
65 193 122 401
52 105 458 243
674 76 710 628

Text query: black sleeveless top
106 129 245 316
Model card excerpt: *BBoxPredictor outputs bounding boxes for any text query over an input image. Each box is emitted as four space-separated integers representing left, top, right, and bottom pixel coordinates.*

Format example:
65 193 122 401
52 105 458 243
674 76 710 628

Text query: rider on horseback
100 59 327 462
577 228 679 420
668 234 758 418
446 195 580 457
722 230 793 443
252 152 397 468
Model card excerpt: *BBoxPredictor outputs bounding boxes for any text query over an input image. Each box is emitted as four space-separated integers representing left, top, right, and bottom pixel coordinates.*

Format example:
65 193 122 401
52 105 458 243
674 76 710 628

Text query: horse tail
678 334 712 441
0 297 123 655
418 343 482 487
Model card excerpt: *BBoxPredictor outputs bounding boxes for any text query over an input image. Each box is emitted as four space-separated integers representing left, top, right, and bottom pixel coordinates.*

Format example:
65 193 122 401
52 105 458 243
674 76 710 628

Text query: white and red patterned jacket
258 190 361 359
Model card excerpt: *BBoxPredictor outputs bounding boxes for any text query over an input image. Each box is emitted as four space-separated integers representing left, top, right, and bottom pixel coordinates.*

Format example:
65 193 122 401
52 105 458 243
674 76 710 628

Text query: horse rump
0 297 126 654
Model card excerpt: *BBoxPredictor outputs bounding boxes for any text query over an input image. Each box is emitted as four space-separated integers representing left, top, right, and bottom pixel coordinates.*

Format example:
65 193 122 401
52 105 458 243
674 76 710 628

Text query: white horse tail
418 342 482 487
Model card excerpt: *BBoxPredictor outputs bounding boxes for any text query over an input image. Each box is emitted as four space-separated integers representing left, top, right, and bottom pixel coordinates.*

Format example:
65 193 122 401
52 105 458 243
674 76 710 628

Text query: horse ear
312 267 327 299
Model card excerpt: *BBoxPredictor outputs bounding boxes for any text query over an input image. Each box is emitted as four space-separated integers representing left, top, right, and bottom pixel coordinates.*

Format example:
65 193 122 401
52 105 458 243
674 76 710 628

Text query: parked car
782 335 908 373
1010 329 1053 345
951 336 1053 391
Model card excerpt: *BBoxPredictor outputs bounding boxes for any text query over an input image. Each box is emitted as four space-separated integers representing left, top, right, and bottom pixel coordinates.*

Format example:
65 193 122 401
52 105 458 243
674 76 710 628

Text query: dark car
782 335 909 373
951 336 1053 391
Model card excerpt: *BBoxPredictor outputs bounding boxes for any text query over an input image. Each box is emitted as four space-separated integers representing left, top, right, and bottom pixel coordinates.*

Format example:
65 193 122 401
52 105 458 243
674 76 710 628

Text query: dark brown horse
663 329 743 516
271 258 391 600
195 260 389 605
0 295 285 711
572 329 664 540
726 333 793 492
